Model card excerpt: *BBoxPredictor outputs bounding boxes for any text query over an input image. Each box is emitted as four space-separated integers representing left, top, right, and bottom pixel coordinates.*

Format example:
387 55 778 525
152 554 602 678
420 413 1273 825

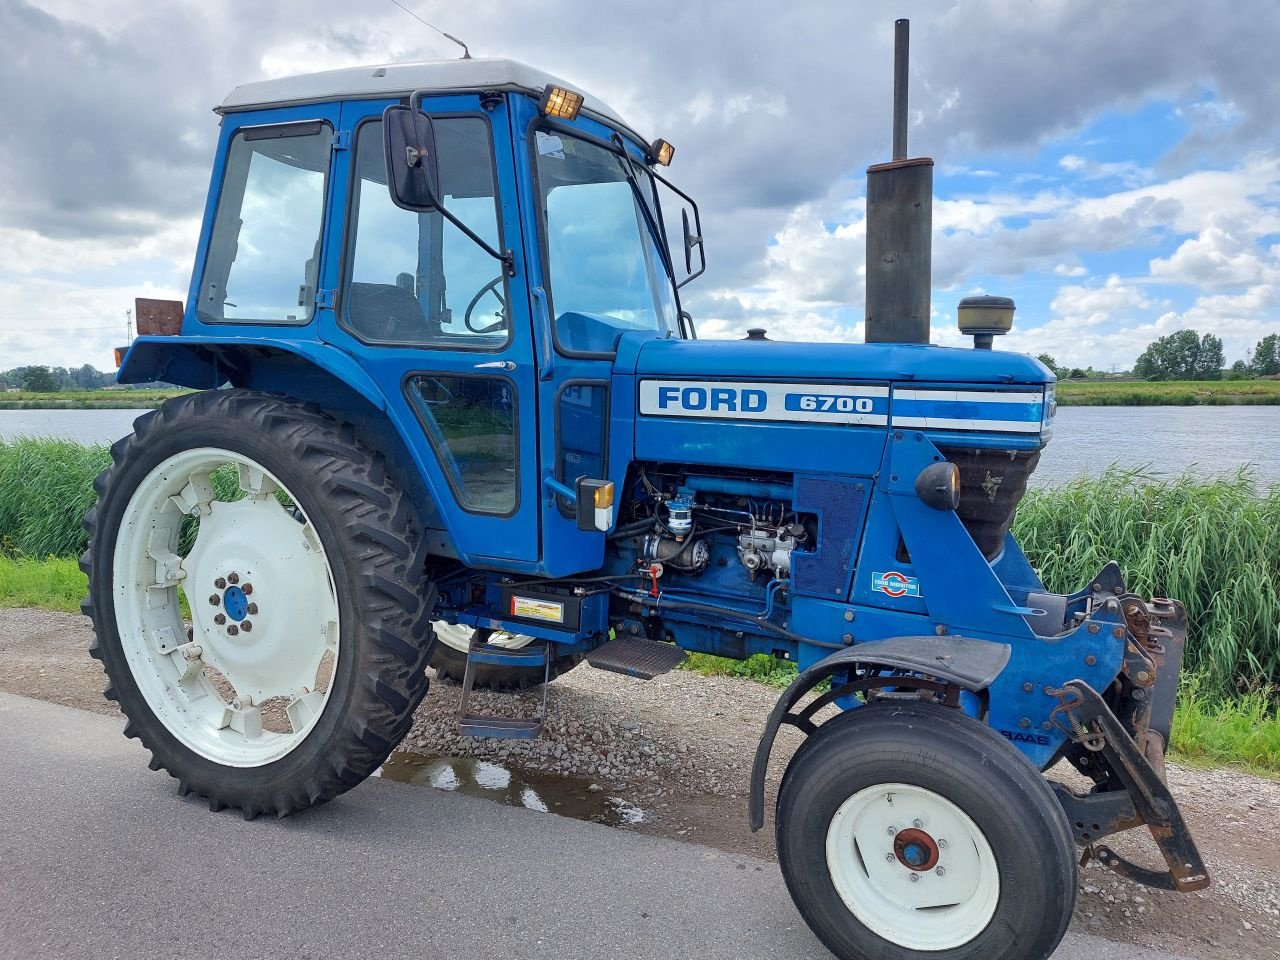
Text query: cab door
318 94 541 568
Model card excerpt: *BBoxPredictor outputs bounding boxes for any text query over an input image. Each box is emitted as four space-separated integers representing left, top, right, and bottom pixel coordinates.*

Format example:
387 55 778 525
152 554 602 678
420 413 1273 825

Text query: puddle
376 751 647 826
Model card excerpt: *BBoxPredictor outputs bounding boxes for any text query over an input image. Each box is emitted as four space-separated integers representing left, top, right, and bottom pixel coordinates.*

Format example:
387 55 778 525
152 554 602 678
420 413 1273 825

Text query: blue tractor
84 27 1207 960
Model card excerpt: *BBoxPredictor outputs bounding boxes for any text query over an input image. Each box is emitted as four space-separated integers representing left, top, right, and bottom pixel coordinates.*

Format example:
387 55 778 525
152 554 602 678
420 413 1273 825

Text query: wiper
609 135 676 284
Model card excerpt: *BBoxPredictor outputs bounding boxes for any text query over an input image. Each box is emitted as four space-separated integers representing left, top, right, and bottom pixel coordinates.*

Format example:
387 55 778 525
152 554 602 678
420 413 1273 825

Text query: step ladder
457 636 550 739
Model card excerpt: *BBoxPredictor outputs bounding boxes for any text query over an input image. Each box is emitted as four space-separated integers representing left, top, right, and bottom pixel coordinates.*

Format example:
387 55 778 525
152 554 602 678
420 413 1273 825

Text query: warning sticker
511 596 565 623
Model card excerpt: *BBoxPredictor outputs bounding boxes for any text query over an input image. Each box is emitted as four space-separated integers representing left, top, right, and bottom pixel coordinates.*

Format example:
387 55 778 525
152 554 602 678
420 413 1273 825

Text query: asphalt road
0 693 1189 960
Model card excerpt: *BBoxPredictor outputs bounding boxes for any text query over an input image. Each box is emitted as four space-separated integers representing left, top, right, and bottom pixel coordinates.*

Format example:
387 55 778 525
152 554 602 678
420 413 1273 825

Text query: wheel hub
222 583 250 622
893 827 940 871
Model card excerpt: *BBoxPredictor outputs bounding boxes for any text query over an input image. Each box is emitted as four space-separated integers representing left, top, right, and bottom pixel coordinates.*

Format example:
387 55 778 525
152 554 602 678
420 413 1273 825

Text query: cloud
4 0 1280 372
1149 223 1278 288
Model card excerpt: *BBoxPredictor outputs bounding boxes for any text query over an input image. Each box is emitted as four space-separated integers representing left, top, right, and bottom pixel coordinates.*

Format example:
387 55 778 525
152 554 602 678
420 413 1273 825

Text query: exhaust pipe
864 19 933 345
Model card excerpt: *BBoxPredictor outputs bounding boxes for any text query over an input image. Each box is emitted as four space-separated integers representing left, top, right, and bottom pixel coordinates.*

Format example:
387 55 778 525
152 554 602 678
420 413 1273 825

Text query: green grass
0 438 111 557
1170 676 1280 774
0 389 185 409
0 555 86 613
684 652 800 688
1014 468 1280 697
1056 379 1280 406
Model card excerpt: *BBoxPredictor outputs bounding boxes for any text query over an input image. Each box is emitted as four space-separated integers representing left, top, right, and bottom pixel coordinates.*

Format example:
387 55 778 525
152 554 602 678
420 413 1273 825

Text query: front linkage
1047 581 1209 892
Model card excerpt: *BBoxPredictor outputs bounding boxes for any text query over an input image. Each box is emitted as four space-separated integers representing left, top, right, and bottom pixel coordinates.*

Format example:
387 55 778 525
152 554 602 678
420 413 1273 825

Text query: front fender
748 634 1011 831
118 336 387 412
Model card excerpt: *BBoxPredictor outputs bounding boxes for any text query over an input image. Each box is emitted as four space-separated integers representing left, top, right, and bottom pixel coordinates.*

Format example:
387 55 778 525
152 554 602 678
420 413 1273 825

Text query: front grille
939 446 1041 560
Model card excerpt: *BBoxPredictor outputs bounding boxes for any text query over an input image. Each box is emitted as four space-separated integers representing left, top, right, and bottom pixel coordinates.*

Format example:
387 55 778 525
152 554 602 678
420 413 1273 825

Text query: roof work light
651 138 675 166
539 84 583 120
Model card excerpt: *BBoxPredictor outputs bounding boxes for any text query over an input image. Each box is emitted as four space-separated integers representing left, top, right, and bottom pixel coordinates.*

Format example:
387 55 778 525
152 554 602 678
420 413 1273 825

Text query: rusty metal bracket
1052 680 1210 893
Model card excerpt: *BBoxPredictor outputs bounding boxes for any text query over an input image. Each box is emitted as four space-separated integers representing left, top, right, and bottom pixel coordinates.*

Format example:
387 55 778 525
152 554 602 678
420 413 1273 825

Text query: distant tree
1035 354 1060 375
1226 359 1253 381
1066 367 1087 379
21 365 57 392
1251 333 1280 377
1133 329 1224 381
1195 334 1224 380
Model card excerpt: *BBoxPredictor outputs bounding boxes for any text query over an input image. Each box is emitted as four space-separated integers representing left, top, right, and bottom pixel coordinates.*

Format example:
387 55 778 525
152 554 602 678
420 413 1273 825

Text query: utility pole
126 308 134 342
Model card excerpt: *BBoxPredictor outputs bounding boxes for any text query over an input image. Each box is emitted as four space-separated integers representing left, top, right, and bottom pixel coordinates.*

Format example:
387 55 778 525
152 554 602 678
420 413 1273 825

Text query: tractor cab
124 58 699 576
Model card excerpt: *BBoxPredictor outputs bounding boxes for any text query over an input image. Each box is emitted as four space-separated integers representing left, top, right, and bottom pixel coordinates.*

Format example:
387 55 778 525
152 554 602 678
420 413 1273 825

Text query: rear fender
748 634 1011 831
118 336 385 411
119 336 453 555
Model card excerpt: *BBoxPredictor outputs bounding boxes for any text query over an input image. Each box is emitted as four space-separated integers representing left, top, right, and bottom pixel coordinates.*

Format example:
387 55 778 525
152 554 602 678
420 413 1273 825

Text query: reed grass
1014 467 1280 696
0 438 111 558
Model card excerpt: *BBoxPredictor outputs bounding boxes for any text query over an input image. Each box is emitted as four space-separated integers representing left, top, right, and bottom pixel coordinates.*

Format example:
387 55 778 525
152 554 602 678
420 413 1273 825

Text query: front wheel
776 701 1076 960
82 390 436 818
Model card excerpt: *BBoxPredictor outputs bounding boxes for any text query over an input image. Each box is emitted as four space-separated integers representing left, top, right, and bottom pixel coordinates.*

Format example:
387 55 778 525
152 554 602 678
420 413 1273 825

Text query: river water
1 405 1276 486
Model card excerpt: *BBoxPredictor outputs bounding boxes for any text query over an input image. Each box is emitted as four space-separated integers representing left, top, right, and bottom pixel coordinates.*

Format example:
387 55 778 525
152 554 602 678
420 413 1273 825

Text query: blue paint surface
223 585 248 622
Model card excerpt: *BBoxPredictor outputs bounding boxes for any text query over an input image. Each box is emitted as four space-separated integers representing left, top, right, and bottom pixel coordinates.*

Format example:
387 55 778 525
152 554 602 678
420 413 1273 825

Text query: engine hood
619 335 1054 386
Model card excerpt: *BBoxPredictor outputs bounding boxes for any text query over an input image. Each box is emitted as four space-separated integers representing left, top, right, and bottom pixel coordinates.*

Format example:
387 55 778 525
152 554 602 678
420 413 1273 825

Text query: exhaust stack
864 19 933 345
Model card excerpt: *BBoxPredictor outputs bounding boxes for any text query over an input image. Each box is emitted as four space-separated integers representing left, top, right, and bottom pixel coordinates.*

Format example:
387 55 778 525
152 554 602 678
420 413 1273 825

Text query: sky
2 0 1280 373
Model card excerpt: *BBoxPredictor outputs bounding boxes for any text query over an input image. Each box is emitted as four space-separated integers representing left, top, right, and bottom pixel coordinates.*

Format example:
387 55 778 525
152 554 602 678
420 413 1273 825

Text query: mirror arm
403 89 514 277
437 203 516 276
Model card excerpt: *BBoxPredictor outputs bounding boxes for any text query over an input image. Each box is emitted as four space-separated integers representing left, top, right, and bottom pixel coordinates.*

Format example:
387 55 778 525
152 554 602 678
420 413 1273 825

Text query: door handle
473 360 516 371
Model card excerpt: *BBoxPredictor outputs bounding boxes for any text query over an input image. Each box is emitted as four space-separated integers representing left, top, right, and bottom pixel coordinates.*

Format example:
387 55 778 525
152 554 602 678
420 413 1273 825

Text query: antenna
125 308 134 342
386 0 472 59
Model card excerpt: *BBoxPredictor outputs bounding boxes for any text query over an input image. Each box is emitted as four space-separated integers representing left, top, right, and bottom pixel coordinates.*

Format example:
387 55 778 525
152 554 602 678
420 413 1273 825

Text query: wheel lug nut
909 874 920 883
227 624 239 636
242 583 253 595
247 602 259 615
213 614 226 625
913 819 923 828
936 866 946 877
214 577 226 589
227 572 240 584
241 620 253 632
938 839 947 849
886 826 896 836
208 594 220 606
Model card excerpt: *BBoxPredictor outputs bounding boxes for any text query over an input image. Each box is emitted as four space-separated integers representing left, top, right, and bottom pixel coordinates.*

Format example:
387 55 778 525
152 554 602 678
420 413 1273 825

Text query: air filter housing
957 295 1015 350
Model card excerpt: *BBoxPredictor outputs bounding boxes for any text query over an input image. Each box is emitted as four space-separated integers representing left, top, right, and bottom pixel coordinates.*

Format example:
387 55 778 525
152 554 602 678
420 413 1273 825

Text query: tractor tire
776 701 1076 960
430 625 582 691
81 389 436 819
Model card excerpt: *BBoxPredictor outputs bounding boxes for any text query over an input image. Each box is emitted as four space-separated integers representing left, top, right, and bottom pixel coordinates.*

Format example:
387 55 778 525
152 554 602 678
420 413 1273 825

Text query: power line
385 0 472 59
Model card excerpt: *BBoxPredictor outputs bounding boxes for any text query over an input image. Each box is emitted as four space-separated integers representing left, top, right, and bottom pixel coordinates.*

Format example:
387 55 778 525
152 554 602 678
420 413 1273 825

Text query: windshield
535 129 679 354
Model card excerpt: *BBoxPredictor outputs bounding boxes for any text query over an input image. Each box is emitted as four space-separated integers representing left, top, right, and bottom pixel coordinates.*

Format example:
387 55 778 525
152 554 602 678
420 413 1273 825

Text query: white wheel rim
434 622 533 654
825 782 1000 951
112 447 340 767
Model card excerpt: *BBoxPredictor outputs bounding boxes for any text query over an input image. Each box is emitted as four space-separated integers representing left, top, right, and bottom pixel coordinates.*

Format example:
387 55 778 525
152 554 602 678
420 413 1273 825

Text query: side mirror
681 208 704 277
383 104 440 211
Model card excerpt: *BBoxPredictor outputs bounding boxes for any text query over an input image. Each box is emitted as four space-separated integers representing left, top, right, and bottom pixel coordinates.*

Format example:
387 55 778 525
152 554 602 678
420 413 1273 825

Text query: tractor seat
346 282 439 342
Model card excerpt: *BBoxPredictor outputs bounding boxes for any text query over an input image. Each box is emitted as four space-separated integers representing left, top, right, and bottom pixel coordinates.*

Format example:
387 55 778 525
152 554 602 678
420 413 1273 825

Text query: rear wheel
776 701 1075 960
82 390 436 818
430 624 582 691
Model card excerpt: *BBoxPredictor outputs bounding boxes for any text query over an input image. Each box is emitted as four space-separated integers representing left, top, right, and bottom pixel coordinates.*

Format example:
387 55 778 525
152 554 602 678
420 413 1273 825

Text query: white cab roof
217 57 641 138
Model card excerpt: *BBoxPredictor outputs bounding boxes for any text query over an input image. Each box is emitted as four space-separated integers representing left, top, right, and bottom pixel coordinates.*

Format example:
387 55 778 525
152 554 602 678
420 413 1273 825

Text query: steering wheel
464 275 508 335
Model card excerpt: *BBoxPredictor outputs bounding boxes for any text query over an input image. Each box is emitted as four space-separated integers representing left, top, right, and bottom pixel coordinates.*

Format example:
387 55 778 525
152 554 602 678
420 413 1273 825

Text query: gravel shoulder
4 607 1278 959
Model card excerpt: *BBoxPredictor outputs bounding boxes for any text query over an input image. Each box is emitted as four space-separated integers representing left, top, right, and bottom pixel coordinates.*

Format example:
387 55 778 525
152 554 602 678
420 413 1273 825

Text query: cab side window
342 117 508 348
200 122 331 325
